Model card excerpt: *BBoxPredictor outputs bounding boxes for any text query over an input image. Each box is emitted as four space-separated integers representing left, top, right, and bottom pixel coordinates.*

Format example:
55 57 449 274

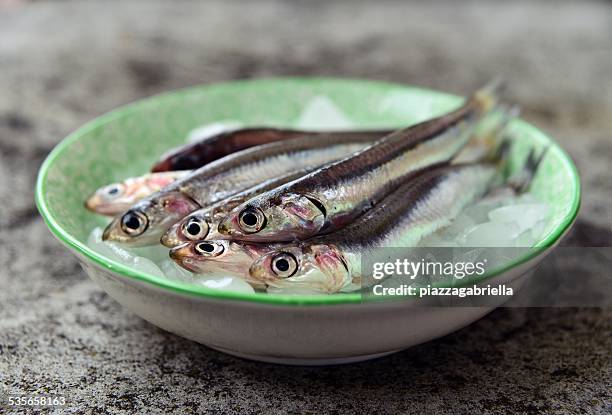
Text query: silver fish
217 81 504 243
170 146 546 293
169 240 272 289
160 168 318 248
165 106 515 249
102 134 376 245
248 163 501 293
152 127 392 172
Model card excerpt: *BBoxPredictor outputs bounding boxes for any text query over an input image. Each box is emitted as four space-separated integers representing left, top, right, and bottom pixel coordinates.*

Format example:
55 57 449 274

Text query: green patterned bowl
36 78 580 364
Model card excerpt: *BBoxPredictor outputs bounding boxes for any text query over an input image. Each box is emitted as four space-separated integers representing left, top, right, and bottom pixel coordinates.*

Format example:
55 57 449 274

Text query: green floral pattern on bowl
35 78 580 305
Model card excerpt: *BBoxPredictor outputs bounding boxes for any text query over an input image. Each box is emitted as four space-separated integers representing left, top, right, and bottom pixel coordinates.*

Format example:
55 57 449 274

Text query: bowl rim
35 77 581 306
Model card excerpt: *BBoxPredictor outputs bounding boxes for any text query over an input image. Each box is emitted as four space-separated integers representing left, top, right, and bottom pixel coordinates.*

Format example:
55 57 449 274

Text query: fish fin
485 104 520 155
471 78 507 114
507 147 549 193
486 103 522 162
493 137 513 163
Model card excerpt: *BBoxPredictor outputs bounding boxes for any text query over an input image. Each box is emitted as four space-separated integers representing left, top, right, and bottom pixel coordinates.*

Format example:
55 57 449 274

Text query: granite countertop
0 1 610 413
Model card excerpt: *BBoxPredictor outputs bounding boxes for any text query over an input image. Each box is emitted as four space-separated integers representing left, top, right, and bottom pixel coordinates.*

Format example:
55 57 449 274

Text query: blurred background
1 1 610 413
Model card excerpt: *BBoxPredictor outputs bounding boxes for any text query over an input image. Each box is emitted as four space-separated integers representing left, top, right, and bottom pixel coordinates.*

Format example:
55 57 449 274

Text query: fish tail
507 146 549 193
485 104 520 153
481 103 520 149
470 78 507 114
451 104 519 165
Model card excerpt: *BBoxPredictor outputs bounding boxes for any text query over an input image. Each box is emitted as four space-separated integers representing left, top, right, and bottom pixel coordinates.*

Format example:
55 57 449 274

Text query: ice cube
87 227 116 259
296 96 353 130
440 213 476 240
87 227 198 281
129 244 170 264
194 274 255 294
186 122 242 143
488 203 549 234
515 230 535 247
461 221 521 247
515 193 538 205
87 227 105 247
418 233 454 248
132 256 166 278
106 243 138 263
379 91 435 122
463 195 510 224
87 227 136 264
160 259 194 282
531 219 547 240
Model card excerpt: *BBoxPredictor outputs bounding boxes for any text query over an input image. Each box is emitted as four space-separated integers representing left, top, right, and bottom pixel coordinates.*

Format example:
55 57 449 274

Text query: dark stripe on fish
152 128 392 172
289 100 477 188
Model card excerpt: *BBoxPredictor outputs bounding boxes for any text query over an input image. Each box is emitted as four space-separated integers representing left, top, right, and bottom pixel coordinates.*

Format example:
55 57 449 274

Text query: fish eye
271 252 298 278
195 242 224 257
182 217 209 240
238 207 266 233
104 184 124 199
120 210 148 236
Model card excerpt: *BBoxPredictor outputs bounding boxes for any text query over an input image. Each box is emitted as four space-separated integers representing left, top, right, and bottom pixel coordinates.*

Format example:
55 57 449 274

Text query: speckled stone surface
0 1 611 414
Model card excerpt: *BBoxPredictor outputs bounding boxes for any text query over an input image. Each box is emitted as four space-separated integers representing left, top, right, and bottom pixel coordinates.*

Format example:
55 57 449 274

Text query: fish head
217 192 325 242
169 240 270 288
102 191 199 246
85 181 131 216
161 209 213 248
169 240 231 273
249 243 351 293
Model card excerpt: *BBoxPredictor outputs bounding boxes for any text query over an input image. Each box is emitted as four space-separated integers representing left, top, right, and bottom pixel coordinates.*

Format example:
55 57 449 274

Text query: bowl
36 78 580 365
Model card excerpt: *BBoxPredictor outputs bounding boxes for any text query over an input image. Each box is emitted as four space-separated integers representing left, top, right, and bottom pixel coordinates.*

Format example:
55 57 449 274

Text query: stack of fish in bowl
85 80 548 295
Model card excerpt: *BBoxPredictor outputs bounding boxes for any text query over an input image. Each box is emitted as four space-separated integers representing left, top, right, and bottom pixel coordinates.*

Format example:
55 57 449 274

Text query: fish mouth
102 217 163 246
168 249 179 261
101 220 117 241
160 224 183 248
85 195 116 216
169 244 186 261
248 259 270 285
84 195 98 212
169 244 198 272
